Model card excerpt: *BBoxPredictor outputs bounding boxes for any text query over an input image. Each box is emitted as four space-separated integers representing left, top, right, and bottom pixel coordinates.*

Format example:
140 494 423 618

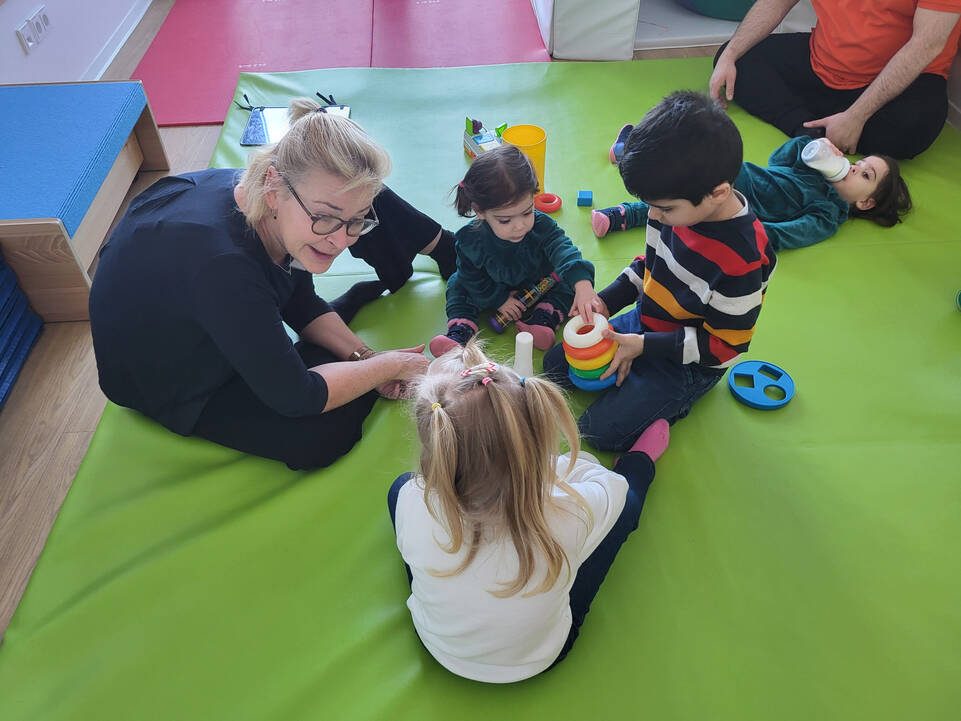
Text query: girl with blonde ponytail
386 340 672 682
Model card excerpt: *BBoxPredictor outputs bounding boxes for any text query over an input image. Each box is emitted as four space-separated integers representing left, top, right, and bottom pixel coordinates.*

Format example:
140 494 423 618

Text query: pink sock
629 419 670 462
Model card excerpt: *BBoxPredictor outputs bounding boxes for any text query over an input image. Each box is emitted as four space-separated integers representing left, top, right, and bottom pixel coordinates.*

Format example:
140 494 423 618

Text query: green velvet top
445 211 594 321
734 136 850 251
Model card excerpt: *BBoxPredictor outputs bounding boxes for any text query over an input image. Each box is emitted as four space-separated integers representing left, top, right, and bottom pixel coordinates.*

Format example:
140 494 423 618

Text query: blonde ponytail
411 341 592 597
237 97 391 226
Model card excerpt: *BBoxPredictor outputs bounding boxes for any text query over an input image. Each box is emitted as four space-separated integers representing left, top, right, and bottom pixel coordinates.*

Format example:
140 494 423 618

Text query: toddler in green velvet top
430 145 603 356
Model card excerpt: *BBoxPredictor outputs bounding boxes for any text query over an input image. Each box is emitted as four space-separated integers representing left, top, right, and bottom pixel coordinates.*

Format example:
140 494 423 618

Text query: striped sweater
598 201 776 369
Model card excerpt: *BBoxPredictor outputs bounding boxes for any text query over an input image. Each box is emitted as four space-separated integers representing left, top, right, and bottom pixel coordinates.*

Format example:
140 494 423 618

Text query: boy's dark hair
453 144 538 217
619 90 743 205
848 154 912 227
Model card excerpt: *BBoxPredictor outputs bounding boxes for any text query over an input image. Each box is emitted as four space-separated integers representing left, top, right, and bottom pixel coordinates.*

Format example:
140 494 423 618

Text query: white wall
0 0 150 83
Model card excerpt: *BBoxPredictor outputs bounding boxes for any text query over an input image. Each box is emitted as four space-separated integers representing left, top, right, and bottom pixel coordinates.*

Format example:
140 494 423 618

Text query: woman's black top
90 168 331 434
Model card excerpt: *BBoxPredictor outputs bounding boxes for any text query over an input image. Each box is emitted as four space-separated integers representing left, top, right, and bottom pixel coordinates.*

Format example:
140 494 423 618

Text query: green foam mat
2 60 960 721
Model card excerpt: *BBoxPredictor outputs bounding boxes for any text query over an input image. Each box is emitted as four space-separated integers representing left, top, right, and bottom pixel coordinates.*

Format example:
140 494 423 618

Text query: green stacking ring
571 363 609 379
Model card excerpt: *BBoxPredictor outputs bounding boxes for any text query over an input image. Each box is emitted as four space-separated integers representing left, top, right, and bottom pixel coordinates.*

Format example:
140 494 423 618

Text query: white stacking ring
563 314 609 349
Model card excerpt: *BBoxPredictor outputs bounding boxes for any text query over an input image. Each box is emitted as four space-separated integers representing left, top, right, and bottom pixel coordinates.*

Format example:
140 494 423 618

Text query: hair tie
519 377 526 386
461 362 499 378
430 402 442 411
458 181 465 188
481 377 492 386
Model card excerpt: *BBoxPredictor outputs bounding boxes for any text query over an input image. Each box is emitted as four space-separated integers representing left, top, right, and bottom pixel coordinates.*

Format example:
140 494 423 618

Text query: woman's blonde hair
237 97 391 225
412 340 592 597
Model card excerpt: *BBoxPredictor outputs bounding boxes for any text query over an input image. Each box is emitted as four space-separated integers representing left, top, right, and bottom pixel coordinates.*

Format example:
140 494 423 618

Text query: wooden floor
0 0 221 641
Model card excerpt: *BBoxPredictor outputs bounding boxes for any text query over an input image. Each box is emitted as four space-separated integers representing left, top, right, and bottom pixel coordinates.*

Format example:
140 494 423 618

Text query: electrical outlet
34 7 49 30
16 20 38 54
31 6 49 41
15 7 49 55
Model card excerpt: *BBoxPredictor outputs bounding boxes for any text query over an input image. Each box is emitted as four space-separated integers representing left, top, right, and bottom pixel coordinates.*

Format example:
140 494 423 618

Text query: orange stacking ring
565 343 617 371
534 193 562 213
563 336 614 360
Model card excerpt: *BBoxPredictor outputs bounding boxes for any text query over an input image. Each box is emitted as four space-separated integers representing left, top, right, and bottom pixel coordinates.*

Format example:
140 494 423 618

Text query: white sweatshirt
394 452 628 683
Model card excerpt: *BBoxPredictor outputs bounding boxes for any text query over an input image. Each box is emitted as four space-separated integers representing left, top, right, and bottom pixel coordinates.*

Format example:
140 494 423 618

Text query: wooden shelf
0 100 168 323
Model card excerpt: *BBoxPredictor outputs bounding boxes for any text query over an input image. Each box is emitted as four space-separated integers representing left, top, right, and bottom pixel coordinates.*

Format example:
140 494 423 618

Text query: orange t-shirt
810 0 961 89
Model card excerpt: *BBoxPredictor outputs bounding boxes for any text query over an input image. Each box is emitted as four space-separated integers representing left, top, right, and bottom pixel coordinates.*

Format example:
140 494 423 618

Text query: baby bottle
801 138 851 183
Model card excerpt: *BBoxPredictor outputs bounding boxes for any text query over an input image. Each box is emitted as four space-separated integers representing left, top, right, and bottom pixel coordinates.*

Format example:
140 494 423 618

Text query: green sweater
619 137 850 251
445 211 594 321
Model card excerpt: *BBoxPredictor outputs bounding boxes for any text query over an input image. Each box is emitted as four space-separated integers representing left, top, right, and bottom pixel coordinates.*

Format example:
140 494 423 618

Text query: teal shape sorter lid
0 81 148 237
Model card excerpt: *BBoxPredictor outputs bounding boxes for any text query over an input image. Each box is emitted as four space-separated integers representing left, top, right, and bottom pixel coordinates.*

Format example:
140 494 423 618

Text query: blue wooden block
577 190 593 206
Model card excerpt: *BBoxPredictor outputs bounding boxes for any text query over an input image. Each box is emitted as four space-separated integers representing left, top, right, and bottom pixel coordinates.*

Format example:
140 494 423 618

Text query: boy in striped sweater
544 91 777 451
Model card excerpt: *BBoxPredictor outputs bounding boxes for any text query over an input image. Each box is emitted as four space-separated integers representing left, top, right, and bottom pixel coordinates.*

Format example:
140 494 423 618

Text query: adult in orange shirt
709 0 961 158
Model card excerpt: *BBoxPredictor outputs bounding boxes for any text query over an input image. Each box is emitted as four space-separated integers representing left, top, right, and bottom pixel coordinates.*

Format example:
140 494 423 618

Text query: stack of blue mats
0 256 42 410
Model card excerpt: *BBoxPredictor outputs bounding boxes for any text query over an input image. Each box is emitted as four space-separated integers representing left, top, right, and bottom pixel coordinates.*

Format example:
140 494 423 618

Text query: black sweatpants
718 33 948 159
350 185 442 293
193 341 378 471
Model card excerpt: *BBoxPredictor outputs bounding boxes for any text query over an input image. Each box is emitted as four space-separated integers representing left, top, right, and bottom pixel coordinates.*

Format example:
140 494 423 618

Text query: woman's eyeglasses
282 176 379 237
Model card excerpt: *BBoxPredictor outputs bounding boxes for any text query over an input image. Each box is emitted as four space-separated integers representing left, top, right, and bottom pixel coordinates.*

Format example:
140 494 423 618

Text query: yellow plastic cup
502 124 547 193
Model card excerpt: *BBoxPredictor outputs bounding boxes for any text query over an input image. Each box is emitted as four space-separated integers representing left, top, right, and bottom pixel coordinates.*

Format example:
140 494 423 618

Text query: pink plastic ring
534 193 562 213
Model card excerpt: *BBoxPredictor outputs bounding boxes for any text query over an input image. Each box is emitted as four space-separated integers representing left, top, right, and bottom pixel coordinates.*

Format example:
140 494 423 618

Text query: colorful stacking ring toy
534 193 562 213
563 315 618 390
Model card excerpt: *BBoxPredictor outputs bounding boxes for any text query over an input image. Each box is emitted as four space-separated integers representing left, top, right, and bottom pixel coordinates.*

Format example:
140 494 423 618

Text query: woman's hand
314 345 428 410
569 280 602 323
382 344 430 379
376 380 410 400
370 344 428 400
598 328 644 387
497 293 527 322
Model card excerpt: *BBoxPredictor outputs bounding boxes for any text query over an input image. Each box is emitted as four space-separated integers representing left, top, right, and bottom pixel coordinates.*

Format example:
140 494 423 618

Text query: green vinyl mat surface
1 60 959 721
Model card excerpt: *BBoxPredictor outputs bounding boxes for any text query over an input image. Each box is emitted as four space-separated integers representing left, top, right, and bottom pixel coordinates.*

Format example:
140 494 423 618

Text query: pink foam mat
371 0 551 68
132 0 549 127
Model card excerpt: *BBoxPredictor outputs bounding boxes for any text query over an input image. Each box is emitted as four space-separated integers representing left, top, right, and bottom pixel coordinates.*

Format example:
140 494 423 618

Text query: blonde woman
387 341 670 682
90 99 429 470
